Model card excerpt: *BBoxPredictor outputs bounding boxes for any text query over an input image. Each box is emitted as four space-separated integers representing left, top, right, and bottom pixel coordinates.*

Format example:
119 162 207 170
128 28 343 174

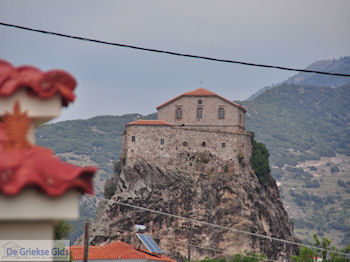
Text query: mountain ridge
35 69 350 247
248 56 350 101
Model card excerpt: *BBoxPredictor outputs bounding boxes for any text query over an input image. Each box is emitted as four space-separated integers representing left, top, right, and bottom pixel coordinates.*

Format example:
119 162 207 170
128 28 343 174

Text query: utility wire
89 223 224 254
85 195 350 258
1 22 350 77
87 222 277 262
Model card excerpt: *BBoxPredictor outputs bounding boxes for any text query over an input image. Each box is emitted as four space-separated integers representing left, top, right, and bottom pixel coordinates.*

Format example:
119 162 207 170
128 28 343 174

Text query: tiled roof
0 59 76 106
71 241 176 262
156 88 247 112
181 88 217 96
127 120 171 126
0 122 96 197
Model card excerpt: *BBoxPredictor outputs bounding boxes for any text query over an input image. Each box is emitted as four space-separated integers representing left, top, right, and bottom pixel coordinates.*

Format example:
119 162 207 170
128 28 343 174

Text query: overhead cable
86 195 350 258
87 222 278 262
1 22 350 77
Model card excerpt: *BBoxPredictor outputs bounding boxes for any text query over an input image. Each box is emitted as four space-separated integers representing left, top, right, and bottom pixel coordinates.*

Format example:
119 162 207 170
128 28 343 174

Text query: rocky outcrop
89 152 298 261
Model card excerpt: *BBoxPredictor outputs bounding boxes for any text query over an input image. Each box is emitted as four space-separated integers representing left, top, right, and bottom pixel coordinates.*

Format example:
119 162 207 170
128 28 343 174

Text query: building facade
122 88 252 171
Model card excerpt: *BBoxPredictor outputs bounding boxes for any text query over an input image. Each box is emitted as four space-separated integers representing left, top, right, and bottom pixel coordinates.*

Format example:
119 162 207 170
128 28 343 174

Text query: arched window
218 108 225 119
197 108 203 119
176 107 182 119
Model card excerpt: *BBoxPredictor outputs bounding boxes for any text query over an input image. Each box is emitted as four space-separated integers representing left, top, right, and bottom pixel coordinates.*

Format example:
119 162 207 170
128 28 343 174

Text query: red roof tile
0 123 96 197
71 241 175 262
127 120 171 126
0 60 76 106
156 88 247 112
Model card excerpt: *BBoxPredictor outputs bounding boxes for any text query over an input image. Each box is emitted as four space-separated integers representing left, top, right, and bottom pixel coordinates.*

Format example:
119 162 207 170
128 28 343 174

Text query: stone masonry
122 88 252 172
157 95 245 130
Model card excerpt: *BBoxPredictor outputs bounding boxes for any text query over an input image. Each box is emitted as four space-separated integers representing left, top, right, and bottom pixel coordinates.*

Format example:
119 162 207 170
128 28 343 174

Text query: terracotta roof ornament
0 60 76 106
0 59 96 197
3 101 31 150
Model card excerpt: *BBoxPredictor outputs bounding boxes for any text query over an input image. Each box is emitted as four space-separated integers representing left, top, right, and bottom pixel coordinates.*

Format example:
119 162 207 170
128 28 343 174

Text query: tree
54 220 71 240
250 133 271 183
198 252 266 262
292 234 350 262
292 246 314 262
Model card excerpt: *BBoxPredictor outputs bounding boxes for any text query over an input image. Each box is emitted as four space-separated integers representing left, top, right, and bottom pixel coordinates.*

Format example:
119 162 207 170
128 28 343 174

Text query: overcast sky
1 0 349 121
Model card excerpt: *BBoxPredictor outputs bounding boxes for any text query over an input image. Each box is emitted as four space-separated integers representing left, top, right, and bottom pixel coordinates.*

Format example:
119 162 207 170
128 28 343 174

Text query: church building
121 88 252 171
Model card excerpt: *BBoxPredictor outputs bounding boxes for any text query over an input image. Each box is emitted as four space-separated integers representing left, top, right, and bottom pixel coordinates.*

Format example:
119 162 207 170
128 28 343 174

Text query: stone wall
123 125 252 172
157 96 245 129
121 131 127 160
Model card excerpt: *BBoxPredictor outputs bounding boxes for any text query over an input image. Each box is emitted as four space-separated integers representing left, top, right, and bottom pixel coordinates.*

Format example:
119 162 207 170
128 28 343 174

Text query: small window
202 142 206 147
197 108 203 119
198 99 203 105
239 113 242 124
183 141 188 147
218 108 225 119
131 136 136 142
160 138 164 145
222 143 226 148
176 107 182 119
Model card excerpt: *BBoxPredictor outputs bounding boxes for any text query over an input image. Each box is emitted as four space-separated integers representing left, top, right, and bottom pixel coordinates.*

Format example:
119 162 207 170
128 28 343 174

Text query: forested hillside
36 84 350 247
242 84 350 167
248 56 350 100
285 56 350 87
242 83 350 246
36 113 157 188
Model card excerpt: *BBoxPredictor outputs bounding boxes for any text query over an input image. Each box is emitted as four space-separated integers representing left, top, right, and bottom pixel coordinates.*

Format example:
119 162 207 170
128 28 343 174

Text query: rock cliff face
90 151 298 261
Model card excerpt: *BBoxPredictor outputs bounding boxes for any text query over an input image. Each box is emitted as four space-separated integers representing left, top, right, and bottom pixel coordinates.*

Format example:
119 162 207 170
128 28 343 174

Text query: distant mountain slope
248 56 350 100
36 113 157 243
241 83 350 247
242 83 350 167
285 56 350 87
35 83 350 247
36 113 157 176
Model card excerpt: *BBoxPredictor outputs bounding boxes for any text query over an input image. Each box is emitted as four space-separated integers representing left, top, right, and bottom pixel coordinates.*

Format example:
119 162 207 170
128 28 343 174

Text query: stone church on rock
121 88 252 171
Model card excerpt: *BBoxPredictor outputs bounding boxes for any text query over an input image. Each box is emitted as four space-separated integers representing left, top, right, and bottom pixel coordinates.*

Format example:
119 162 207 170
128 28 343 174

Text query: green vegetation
285 56 350 88
242 83 350 247
104 177 117 199
249 56 350 103
104 161 120 199
67 199 98 243
54 221 71 240
338 179 347 188
36 113 157 174
197 153 210 164
198 252 266 262
242 84 350 167
292 234 350 262
250 133 271 183
36 80 350 247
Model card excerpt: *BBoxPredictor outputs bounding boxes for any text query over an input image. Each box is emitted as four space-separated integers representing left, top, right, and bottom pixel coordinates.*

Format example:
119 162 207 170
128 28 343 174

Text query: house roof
0 59 76 106
0 122 96 197
126 120 171 126
156 88 247 112
70 240 175 262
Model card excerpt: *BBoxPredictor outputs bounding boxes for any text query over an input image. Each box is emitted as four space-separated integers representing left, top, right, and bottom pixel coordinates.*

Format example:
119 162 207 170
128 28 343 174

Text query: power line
86 195 350 258
90 223 224 254
87 222 278 262
1 21 350 78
